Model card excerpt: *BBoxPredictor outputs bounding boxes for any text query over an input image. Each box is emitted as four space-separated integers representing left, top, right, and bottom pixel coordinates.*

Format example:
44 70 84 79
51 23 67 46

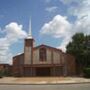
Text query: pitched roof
34 44 62 52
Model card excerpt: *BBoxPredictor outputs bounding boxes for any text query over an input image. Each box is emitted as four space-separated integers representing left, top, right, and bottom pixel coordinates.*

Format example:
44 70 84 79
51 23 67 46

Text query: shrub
83 68 90 78
0 69 11 77
0 70 4 78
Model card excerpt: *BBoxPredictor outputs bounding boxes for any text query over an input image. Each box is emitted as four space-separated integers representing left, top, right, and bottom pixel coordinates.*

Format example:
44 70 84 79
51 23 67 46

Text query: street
0 83 90 90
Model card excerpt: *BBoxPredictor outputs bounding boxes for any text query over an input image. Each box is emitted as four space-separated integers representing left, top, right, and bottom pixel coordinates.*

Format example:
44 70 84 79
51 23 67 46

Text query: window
39 48 47 61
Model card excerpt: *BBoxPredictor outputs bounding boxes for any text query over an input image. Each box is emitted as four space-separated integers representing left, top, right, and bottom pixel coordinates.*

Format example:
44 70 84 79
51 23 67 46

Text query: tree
66 33 90 75
83 35 90 67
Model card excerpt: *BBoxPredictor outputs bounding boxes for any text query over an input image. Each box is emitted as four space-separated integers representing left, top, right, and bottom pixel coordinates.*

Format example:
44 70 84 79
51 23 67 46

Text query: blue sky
0 0 90 64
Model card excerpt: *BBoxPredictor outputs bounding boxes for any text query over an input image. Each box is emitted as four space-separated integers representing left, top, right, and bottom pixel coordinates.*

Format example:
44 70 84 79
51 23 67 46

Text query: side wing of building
13 53 24 76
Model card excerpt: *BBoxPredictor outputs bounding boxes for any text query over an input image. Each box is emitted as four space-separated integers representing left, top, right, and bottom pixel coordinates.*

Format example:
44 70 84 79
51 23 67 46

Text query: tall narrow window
39 48 46 61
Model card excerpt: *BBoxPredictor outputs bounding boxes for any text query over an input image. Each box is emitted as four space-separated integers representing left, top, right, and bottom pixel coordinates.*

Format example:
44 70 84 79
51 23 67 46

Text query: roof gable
34 44 62 52
13 53 24 58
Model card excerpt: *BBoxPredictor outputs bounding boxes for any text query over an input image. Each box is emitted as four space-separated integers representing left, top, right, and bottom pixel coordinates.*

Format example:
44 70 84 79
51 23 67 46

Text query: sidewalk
0 77 90 85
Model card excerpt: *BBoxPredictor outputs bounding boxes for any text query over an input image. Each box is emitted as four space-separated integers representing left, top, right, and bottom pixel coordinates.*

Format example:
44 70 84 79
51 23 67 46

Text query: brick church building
12 20 76 77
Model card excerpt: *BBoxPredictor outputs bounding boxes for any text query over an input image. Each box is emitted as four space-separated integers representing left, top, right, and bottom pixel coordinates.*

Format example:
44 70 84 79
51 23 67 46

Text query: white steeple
27 17 33 39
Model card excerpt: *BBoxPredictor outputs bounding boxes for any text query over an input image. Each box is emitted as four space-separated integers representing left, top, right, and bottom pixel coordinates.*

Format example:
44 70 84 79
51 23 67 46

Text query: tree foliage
66 33 90 74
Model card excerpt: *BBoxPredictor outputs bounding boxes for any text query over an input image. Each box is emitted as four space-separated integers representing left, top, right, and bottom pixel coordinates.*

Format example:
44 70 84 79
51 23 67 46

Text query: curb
0 82 90 85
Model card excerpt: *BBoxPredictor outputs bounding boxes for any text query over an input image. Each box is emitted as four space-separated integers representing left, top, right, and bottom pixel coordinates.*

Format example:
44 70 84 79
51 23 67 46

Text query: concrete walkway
0 77 90 84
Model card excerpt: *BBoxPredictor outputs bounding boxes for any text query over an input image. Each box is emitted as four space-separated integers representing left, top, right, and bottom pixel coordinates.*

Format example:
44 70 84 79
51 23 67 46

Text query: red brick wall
66 54 76 76
25 39 34 47
13 54 24 76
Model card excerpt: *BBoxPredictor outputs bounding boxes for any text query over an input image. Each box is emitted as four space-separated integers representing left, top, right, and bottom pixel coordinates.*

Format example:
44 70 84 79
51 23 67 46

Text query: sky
0 0 90 64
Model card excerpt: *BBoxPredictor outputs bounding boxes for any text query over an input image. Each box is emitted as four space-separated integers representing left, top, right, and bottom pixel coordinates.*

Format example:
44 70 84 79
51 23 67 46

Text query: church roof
13 44 63 58
34 44 62 52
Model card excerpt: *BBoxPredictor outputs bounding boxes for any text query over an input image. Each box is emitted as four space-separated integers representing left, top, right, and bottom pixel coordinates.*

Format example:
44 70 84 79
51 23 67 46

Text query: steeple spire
27 17 33 39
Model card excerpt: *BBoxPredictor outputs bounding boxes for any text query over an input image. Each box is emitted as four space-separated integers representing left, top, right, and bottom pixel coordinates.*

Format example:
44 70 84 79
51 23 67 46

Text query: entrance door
36 67 50 76
24 67 32 76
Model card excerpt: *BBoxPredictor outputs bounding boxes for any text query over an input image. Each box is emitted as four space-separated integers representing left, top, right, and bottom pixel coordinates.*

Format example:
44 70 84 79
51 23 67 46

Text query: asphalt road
0 83 90 90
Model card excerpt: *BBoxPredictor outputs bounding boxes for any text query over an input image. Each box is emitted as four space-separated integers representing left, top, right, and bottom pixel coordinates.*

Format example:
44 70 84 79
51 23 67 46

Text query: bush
83 68 90 78
0 69 11 77
0 70 4 78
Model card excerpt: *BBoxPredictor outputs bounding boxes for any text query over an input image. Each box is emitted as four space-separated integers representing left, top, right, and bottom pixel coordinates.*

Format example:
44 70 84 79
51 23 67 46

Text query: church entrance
36 67 51 76
24 67 32 76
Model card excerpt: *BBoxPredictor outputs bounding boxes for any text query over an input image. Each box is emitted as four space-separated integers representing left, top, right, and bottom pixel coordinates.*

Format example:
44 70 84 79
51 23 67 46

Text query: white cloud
40 15 72 51
40 0 90 52
60 0 90 20
5 22 27 44
59 0 82 5
74 18 90 35
61 0 90 36
0 22 27 64
67 0 90 18
40 14 90 51
45 6 58 13
40 15 71 37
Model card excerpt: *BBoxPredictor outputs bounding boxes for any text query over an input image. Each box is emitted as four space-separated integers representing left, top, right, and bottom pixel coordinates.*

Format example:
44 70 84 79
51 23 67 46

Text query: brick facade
12 38 76 76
